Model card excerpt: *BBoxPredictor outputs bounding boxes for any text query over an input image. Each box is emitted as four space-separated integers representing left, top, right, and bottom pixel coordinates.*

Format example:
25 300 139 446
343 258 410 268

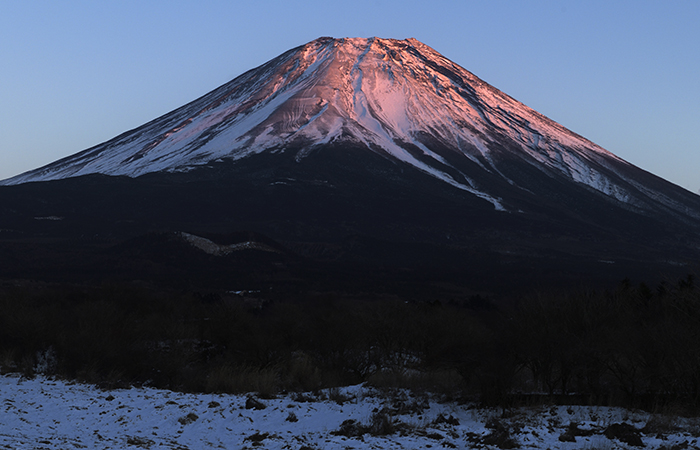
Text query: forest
1 275 699 413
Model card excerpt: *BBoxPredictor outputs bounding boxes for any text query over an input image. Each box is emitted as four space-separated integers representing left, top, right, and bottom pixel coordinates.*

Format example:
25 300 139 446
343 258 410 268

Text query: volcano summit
2 37 699 291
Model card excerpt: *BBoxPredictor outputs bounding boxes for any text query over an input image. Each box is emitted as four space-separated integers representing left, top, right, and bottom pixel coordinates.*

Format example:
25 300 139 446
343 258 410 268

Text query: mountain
1 37 699 292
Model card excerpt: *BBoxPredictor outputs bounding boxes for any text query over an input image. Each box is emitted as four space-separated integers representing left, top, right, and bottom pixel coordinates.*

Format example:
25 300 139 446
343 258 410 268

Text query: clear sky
1 0 698 193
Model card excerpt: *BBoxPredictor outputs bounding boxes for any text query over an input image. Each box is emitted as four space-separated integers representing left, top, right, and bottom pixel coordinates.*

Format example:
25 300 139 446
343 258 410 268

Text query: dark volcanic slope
1 144 698 293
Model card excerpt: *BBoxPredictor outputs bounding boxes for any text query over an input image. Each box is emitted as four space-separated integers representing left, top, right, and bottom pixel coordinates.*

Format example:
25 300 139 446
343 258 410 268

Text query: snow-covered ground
2 373 699 449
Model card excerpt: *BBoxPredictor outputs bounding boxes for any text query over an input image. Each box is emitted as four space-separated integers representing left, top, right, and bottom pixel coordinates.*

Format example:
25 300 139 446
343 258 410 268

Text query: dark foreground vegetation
2 275 700 413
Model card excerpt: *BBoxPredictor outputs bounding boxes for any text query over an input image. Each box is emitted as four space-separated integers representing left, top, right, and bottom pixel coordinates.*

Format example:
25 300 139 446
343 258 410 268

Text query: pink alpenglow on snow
1 37 693 217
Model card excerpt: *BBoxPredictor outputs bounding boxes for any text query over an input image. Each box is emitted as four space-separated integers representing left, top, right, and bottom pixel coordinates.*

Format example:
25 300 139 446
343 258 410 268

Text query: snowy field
2 374 700 450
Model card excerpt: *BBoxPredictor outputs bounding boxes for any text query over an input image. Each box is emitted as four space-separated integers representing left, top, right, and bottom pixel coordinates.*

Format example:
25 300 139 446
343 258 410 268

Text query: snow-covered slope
2 37 698 218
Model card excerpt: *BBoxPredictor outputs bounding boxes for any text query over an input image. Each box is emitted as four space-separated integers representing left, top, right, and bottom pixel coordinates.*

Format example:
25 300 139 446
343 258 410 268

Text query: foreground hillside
2 375 700 450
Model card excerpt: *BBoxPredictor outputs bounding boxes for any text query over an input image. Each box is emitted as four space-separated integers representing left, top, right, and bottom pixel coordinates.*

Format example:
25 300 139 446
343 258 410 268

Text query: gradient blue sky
1 0 699 193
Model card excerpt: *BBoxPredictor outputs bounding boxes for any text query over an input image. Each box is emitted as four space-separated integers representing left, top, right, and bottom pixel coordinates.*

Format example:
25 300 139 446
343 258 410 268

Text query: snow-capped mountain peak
2 37 695 219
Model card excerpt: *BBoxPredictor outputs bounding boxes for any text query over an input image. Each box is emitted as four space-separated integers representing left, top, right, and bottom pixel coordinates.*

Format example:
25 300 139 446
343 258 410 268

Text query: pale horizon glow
1 1 698 193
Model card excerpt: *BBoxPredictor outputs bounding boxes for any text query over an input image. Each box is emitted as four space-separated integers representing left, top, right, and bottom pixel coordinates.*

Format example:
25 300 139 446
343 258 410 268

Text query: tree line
1 275 699 412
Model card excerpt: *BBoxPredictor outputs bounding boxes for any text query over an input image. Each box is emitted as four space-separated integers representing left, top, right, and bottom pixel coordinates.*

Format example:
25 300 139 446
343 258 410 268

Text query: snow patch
33 216 64 221
180 232 278 256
